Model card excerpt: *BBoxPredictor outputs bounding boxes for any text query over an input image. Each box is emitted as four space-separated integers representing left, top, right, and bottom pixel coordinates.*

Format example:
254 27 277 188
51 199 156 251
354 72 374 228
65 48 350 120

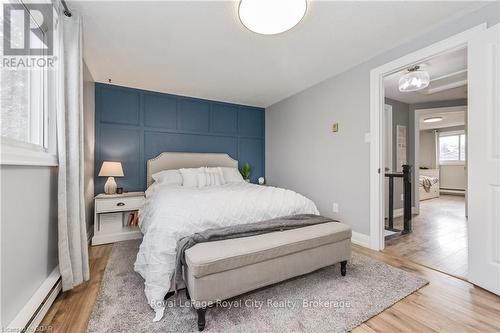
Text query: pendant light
398 65 430 92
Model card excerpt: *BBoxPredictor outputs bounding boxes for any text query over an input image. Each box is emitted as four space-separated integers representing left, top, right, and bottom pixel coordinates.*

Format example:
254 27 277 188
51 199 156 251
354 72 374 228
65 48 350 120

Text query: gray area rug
87 240 428 333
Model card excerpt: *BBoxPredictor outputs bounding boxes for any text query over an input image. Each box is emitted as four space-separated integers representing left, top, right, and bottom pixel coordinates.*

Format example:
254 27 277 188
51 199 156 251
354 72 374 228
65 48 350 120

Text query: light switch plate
332 203 339 213
332 123 339 132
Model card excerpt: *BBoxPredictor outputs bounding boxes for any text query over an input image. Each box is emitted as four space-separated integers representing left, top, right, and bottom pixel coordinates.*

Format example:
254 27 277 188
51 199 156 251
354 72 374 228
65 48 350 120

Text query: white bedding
134 182 319 320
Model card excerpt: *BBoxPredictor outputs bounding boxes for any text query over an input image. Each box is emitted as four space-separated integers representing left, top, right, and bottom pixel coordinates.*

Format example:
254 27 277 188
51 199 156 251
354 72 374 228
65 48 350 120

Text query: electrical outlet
332 203 339 213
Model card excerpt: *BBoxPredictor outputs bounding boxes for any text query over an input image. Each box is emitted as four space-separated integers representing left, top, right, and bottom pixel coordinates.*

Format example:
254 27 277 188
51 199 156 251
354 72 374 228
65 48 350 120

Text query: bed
419 168 440 201
134 152 352 329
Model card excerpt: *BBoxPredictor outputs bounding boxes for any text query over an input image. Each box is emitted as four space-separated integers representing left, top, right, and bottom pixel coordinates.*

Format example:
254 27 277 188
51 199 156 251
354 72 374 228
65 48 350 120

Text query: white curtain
56 7 90 290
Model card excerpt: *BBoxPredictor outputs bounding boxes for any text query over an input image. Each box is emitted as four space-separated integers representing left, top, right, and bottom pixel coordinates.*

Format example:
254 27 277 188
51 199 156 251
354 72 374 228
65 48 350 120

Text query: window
1 56 46 148
439 131 466 164
1 1 57 165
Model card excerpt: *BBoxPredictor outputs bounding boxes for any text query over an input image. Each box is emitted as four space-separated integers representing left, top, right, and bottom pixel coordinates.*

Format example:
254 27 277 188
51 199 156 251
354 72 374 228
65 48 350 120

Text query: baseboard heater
440 188 466 195
6 267 61 332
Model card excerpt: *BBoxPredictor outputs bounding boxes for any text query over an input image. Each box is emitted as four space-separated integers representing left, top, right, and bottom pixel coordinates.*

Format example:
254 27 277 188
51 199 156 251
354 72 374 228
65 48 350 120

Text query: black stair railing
385 164 412 235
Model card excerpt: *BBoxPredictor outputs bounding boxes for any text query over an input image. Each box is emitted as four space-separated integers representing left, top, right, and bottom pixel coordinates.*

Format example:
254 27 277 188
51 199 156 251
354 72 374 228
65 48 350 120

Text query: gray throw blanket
174 214 337 290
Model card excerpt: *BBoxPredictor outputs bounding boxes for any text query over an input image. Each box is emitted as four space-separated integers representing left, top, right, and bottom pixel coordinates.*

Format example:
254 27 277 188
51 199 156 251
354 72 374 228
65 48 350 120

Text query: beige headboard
146 152 238 187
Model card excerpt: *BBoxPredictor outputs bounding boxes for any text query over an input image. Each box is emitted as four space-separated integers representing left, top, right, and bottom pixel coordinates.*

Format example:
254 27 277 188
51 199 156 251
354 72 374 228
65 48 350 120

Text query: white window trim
439 129 465 137
438 130 466 166
1 138 57 166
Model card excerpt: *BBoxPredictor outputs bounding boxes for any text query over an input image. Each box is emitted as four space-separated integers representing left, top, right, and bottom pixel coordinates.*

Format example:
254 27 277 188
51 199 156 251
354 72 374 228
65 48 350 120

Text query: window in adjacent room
439 131 466 164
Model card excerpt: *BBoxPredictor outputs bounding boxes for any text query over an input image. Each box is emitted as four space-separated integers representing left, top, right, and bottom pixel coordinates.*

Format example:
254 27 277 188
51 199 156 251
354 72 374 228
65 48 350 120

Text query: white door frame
413 105 467 211
384 104 393 219
369 24 486 251
384 104 393 172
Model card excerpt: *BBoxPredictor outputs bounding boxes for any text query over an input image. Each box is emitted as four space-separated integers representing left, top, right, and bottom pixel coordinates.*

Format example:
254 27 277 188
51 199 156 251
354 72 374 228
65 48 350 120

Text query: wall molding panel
95 83 265 192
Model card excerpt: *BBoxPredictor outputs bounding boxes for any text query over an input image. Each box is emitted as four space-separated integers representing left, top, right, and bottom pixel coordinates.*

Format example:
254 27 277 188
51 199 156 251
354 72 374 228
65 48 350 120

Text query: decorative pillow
151 169 183 186
196 167 224 187
216 167 226 184
220 167 244 183
180 167 205 187
196 173 208 188
206 167 225 186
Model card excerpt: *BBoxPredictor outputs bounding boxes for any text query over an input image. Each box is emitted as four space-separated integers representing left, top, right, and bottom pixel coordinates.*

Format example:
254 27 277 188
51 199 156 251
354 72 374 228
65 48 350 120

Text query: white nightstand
92 191 145 246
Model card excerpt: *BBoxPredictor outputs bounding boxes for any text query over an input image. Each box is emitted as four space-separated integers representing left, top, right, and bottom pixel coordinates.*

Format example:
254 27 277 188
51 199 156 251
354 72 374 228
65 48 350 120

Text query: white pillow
196 173 208 188
180 167 205 187
217 167 226 184
207 167 225 185
151 169 182 186
197 167 225 188
220 167 244 183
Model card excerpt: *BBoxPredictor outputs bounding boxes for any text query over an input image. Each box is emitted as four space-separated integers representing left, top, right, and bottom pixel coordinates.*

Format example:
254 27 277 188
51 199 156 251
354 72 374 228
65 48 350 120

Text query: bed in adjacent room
419 168 440 201
134 152 352 328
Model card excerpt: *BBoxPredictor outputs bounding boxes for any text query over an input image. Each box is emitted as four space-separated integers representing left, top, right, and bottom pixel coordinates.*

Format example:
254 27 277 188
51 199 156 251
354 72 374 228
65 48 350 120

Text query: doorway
384 101 468 277
370 23 500 295
380 45 469 278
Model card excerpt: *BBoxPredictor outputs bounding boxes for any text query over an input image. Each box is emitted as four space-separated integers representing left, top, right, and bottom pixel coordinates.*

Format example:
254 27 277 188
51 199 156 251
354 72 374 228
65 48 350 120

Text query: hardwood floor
352 246 500 333
384 195 468 278
39 240 500 333
39 245 112 333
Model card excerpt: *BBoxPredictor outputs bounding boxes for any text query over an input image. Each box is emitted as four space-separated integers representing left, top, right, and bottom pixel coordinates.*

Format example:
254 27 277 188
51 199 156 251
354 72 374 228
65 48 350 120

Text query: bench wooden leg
340 260 347 276
197 308 206 331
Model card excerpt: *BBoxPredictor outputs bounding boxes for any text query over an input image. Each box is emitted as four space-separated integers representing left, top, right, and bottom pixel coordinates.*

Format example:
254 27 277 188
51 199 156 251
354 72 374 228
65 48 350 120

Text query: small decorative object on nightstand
258 177 265 185
92 191 145 245
98 161 124 194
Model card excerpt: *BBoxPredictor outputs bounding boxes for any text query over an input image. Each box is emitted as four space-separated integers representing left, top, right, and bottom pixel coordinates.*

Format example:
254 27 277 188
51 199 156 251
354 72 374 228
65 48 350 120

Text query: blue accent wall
95 83 265 192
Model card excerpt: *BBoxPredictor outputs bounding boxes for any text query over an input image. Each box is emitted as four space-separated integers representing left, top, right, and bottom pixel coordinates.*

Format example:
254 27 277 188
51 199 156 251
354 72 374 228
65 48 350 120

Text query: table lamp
98 161 124 194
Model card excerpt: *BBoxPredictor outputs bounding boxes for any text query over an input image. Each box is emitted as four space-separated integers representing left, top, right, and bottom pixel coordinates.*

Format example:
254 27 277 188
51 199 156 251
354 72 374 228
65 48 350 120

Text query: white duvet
134 182 319 320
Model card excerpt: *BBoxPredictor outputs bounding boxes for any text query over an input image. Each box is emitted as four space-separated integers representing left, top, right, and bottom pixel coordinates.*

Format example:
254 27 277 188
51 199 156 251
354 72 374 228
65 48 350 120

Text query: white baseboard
27 280 61 331
440 189 466 196
7 266 61 331
351 231 371 248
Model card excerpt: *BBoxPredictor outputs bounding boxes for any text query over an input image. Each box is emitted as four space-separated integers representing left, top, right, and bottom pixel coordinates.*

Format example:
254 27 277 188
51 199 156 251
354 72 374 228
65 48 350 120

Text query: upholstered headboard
146 152 238 187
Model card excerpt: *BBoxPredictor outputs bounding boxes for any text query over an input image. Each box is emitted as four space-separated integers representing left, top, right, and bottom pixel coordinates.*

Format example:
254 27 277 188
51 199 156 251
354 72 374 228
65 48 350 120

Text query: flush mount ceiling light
398 65 430 92
423 117 444 123
238 0 307 35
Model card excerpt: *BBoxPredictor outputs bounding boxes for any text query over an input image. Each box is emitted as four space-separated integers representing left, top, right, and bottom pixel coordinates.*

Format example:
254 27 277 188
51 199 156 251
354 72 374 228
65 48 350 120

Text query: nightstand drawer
95 197 144 213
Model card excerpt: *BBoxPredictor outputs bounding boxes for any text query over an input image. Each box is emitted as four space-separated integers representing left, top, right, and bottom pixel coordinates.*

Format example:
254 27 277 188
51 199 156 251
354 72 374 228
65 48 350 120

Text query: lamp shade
98 161 124 177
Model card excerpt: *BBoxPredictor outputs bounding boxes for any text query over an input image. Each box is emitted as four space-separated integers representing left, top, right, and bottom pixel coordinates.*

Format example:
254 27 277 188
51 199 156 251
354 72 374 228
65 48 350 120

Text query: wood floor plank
384 195 468 278
38 244 112 333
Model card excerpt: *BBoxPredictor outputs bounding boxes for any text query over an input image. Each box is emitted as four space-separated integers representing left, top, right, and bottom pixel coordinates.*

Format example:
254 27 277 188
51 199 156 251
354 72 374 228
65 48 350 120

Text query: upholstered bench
183 221 352 331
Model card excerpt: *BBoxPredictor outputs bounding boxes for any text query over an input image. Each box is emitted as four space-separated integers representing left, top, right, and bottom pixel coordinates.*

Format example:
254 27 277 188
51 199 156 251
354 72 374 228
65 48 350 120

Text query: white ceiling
419 110 466 130
385 47 468 104
71 1 483 107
